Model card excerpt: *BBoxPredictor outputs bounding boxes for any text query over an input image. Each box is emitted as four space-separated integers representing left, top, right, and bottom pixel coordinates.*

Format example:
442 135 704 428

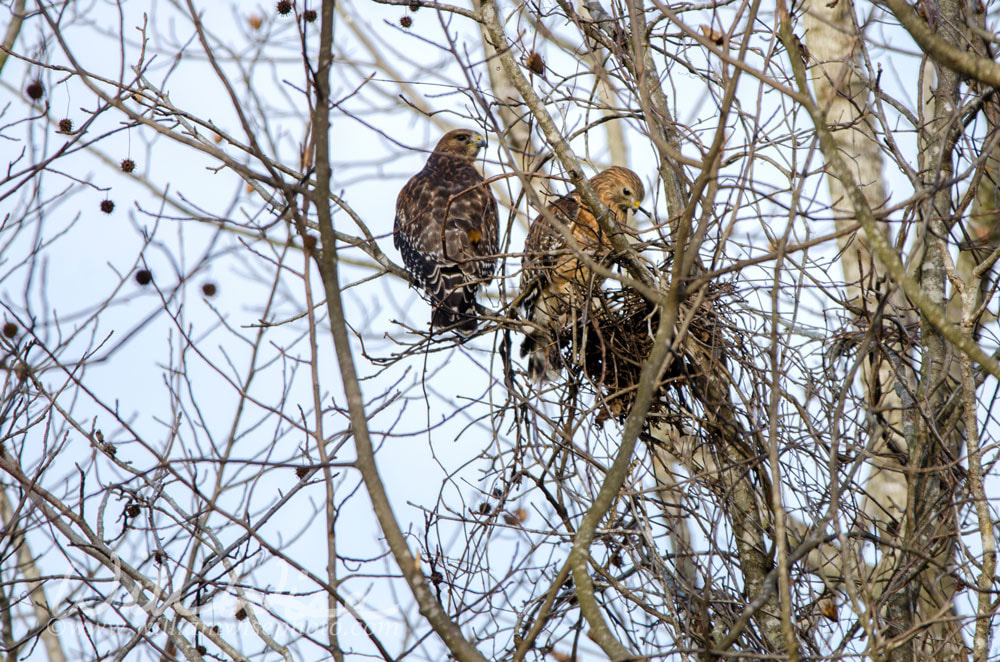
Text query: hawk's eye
456 134 469 142
623 188 632 197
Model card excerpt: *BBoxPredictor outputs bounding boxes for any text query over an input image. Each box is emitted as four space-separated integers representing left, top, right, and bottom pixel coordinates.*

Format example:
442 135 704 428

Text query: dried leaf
524 51 545 77
819 597 838 621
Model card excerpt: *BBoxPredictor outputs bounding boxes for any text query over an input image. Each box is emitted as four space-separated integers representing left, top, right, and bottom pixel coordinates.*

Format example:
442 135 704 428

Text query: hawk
394 129 499 334
520 167 645 380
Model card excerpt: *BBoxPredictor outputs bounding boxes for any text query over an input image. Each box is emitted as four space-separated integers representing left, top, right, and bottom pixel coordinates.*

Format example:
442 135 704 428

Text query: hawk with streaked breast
393 129 499 334
520 167 645 380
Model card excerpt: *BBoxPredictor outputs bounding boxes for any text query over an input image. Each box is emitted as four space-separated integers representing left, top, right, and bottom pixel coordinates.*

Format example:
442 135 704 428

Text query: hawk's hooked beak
472 134 488 151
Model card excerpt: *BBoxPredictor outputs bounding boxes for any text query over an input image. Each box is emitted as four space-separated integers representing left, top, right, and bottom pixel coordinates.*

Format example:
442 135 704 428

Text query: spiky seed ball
303 234 318 251
477 502 491 515
276 0 293 15
135 269 152 286
400 15 412 27
100 199 115 214
26 80 44 100
295 465 309 478
58 118 73 133
235 607 247 621
409 1 420 10
196 646 207 656
153 551 165 564
13 362 28 383
120 158 135 173
249 14 263 30
303 9 317 21
126 504 141 518
202 282 217 297
2 323 17 338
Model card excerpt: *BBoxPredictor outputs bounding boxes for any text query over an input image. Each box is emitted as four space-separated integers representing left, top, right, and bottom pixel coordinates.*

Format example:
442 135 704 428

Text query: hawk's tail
520 332 561 382
430 271 480 335
519 299 562 382
518 277 555 381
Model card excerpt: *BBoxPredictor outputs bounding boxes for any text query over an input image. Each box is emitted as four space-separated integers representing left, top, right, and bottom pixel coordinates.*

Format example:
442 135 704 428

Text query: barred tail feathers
520 297 561 382
429 270 479 334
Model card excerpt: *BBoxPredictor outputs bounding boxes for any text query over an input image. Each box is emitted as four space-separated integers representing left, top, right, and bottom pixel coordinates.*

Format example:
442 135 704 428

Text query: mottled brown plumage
520 167 645 380
394 129 499 334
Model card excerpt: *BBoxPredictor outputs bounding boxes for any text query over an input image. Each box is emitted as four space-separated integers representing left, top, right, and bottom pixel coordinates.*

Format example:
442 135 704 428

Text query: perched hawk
394 129 499 334
520 167 645 380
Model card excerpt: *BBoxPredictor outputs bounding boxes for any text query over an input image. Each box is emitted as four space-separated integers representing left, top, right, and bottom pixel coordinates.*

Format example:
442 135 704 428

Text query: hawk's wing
519 195 586 379
520 195 579 311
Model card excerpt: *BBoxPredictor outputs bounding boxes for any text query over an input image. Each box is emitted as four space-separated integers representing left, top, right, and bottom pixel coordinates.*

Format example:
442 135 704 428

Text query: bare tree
2 0 1000 660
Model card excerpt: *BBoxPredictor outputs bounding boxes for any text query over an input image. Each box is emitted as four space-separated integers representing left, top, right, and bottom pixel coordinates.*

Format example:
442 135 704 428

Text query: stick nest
554 282 738 423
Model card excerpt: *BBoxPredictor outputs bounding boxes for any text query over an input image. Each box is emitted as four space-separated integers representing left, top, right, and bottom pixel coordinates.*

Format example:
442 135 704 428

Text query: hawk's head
592 167 645 214
434 129 487 160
